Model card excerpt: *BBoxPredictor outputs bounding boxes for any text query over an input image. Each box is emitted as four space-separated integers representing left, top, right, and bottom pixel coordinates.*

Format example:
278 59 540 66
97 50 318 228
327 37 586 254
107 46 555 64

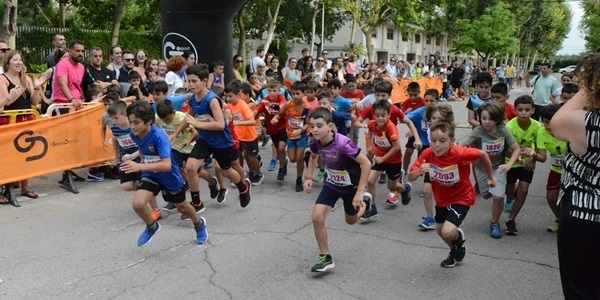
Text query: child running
119 100 208 247
409 121 495 268
304 107 371 272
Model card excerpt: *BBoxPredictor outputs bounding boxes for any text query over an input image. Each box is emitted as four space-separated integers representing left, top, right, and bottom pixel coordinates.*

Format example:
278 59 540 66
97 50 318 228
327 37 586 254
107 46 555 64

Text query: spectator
157 59 167 80
133 49 150 82
165 55 186 96
321 49 332 69
46 33 66 68
83 47 118 102
297 48 310 71
265 56 282 83
0 40 10 74
233 54 246 82
106 46 123 75
250 48 265 74
52 40 85 110
179 50 196 80
526 62 560 121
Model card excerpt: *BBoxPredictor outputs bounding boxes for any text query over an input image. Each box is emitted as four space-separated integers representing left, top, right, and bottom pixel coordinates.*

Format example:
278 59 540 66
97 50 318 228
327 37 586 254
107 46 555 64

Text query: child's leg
437 221 459 248
185 157 204 204
546 171 561 220
402 147 414 176
271 144 278 161
175 201 201 224
508 180 531 221
295 147 305 178
242 141 262 176
343 192 367 224
491 196 504 223
214 163 225 190
277 140 287 169
422 182 434 216
288 145 299 163
312 204 332 254
367 169 382 204
132 189 154 225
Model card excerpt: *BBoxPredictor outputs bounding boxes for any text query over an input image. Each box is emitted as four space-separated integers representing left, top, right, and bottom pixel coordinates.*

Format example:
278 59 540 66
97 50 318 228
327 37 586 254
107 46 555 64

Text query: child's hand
413 140 423 150
168 133 177 143
497 164 511 174
303 179 313 193
373 156 383 165
524 158 536 171
120 160 141 173
292 128 302 137
356 102 365 110
185 115 197 127
487 177 497 188
271 118 278 125
405 131 414 138
352 194 364 211
419 162 430 175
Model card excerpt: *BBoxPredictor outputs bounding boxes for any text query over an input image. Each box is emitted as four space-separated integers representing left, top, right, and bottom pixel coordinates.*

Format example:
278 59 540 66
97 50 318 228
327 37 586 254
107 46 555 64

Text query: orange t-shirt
283 99 310 140
367 119 402 164
223 104 240 150
229 99 258 142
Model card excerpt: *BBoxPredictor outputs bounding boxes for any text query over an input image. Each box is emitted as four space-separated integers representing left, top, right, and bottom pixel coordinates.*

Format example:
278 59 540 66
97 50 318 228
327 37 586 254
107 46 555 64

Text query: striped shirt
559 110 600 222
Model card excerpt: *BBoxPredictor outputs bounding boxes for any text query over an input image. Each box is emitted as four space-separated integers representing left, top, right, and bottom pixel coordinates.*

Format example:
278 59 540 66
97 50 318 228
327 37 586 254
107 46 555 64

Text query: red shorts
546 170 561 191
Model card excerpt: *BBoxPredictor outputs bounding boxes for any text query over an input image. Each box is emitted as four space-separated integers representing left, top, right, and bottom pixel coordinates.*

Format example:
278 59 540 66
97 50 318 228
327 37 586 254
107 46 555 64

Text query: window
372 31 377 38
387 28 394 40
415 34 421 43
436 37 441 46
402 33 408 42
426 37 431 45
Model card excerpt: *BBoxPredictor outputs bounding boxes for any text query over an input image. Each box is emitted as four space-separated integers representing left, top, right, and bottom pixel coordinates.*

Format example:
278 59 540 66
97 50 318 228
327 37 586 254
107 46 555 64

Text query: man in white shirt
250 48 265 74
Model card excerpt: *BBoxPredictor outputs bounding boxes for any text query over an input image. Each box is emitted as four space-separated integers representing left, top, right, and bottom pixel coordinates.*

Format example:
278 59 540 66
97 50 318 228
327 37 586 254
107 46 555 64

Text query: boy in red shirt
256 82 288 181
490 83 516 121
341 80 365 145
401 82 426 184
409 121 495 268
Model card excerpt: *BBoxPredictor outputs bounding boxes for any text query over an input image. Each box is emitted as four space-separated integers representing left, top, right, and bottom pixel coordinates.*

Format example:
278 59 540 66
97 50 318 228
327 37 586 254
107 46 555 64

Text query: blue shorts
287 135 309 149
316 185 359 216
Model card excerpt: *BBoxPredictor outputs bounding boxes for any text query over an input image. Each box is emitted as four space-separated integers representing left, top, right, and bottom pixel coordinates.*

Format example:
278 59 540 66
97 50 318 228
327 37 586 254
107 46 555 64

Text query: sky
558 1 586 55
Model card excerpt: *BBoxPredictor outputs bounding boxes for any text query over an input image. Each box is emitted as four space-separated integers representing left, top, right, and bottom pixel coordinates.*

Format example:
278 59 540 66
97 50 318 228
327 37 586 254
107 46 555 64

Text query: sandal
21 190 38 199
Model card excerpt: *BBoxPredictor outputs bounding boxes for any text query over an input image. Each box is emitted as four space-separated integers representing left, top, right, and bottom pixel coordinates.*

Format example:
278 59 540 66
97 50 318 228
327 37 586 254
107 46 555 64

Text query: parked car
559 65 576 74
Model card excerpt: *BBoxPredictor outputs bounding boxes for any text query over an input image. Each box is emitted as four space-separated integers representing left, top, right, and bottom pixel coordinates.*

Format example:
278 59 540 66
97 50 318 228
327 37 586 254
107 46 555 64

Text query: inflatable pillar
161 0 247 84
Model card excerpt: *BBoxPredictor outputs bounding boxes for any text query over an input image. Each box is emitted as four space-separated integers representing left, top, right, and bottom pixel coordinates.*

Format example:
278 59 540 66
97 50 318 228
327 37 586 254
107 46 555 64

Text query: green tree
451 2 518 64
581 0 600 52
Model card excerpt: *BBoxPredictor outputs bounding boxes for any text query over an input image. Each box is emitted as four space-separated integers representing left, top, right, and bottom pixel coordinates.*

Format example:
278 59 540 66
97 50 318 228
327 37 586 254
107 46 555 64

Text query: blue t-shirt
407 106 430 146
189 91 234 149
466 94 492 111
152 95 186 112
256 87 292 103
332 110 352 135
110 124 139 163
332 95 352 113
130 125 184 190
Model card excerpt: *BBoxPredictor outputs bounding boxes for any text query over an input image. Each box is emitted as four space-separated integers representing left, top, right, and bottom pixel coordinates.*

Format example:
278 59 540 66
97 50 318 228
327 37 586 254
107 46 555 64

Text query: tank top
189 90 233 149
284 68 300 82
3 74 32 110
212 72 222 86
559 110 600 223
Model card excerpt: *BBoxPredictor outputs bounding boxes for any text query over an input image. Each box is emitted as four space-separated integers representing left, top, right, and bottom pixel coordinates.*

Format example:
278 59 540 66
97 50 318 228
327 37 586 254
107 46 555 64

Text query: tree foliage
581 0 600 52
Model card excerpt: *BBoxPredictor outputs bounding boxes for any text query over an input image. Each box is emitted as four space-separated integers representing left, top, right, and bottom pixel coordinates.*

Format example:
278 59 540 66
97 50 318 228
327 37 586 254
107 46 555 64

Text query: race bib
142 155 161 164
289 117 303 129
373 133 391 148
325 168 352 187
265 105 279 115
551 154 564 168
116 134 136 149
482 137 504 155
429 164 460 185
196 114 215 123
232 112 244 122
421 120 430 132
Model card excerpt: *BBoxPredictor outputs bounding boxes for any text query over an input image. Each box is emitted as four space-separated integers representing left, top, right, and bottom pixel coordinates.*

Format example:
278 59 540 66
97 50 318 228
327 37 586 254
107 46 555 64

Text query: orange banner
391 77 443 104
0 104 115 184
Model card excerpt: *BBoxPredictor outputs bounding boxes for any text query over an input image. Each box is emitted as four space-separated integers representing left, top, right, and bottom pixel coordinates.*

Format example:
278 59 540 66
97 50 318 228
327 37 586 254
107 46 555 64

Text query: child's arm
120 96 137 103
478 150 496 187
219 73 225 87
270 102 289 124
408 158 429 182
550 91 586 153
401 116 422 149
121 156 172 173
207 73 214 88
498 143 520 174
185 98 226 131
352 153 372 209
468 109 480 127
522 147 546 171
304 152 319 193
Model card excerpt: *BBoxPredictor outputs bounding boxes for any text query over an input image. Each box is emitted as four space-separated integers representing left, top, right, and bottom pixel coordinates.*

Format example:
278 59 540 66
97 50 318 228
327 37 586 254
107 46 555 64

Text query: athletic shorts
287 136 309 149
138 177 186 203
507 167 534 184
351 126 360 140
190 139 234 170
405 136 415 149
119 170 141 184
546 170 561 191
171 149 190 167
231 148 240 162
475 168 507 198
240 138 260 156
372 162 403 180
270 129 287 147
435 204 470 227
315 185 359 216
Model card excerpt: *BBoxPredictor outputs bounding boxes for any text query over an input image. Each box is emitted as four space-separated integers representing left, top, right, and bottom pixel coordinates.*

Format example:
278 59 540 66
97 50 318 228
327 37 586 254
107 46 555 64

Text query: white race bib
325 168 352 187
372 133 391 149
232 112 244 122
429 164 460 185
196 114 215 123
289 117 303 129
482 137 504 155
116 134 136 149
551 154 564 168
142 155 161 164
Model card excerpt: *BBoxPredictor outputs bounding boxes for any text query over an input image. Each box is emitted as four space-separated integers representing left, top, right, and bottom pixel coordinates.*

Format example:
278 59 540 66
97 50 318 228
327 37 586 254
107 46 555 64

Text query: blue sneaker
196 217 208 244
401 182 412 205
419 216 435 230
360 204 378 221
504 198 514 212
137 222 161 247
268 159 278 171
490 222 502 239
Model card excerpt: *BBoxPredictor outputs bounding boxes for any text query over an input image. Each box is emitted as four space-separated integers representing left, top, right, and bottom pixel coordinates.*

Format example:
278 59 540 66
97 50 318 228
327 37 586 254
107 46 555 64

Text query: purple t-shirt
309 133 361 192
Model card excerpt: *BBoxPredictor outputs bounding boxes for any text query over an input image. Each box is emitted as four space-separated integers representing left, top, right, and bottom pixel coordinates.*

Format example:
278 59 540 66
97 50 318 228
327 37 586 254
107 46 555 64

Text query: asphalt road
0 83 563 300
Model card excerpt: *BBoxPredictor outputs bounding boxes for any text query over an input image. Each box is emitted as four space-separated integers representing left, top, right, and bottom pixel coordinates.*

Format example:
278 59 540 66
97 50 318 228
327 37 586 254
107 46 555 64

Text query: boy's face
267 88 279 100
375 92 390 102
319 99 332 109
476 83 492 99
148 72 157 82
331 86 340 98
111 113 129 128
430 129 454 157
291 89 304 101
128 114 150 136
159 113 175 125
309 117 334 140
223 91 237 104
373 108 390 126
186 74 206 94
346 83 356 93
238 92 250 103
130 78 140 87
424 95 438 107
430 111 445 124
561 92 575 103
103 99 114 111
408 90 420 102
491 92 508 106
542 119 553 136
152 91 166 102
214 65 224 75
305 89 317 100
515 103 534 121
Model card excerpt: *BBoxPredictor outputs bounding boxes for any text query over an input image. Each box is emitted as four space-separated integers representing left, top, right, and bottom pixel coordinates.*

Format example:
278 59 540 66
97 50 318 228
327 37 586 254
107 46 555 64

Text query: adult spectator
265 56 282 83
46 33 66 68
496 64 506 84
550 54 600 300
281 57 302 85
526 62 560 121
133 49 150 82
255 60 267 84
0 41 9 73
114 51 137 83
449 61 465 94
0 50 42 200
297 48 310 71
106 46 123 79
250 48 265 74
83 47 118 101
505 61 516 91
326 62 344 84
321 49 332 69
299 56 315 81
386 57 399 77
265 53 274 66
157 59 167 80
179 50 196 80
52 40 85 109
314 57 327 84
37 48 69 113
164 55 185 96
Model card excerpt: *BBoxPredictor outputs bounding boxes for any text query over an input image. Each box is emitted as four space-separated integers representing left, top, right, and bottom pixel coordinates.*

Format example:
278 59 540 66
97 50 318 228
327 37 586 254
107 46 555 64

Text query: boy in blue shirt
119 100 208 247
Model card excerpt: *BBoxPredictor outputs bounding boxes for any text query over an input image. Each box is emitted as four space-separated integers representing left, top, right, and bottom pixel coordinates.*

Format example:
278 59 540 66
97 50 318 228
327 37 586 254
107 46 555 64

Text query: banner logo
13 130 48 162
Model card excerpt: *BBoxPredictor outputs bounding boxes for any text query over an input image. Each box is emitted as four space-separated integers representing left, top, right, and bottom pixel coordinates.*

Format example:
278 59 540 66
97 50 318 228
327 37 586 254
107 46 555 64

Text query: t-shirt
155 111 195 154
127 85 150 100
256 94 287 136
309 133 362 193
152 95 187 112
505 117 542 167
165 71 184 97
536 127 567 174
83 65 115 102
189 91 234 149
256 87 292 103
341 90 365 105
504 103 516 120
411 146 481 207
282 99 310 140
530 75 560 106
407 106 430 146
463 125 516 169
332 95 352 113
110 124 138 163
466 94 492 112
401 97 426 113
131 125 184 190
505 65 516 78
223 104 240 150
367 119 401 163
53 59 85 103
361 104 405 125
229 99 258 142
332 110 352 136
303 96 319 111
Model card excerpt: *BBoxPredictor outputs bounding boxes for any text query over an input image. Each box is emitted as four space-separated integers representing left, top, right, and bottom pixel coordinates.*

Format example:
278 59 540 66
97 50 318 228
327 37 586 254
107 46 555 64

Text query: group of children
95 62 574 272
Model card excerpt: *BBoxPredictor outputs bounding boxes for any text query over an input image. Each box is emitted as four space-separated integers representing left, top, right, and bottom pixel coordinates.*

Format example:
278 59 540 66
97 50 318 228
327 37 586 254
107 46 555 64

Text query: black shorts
138 177 186 203
435 204 470 227
270 129 287 147
507 167 534 184
231 148 240 162
405 136 415 149
450 81 462 89
189 139 234 170
372 162 402 180
119 170 141 184
418 146 431 183
240 138 260 156
171 149 189 167
315 185 359 216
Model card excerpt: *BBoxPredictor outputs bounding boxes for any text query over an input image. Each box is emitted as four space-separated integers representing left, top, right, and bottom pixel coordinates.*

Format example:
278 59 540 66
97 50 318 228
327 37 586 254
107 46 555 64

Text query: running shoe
386 192 399 205
137 222 161 247
419 216 436 230
239 179 252 208
261 136 270 147
251 173 265 186
209 176 219 199
362 192 372 218
401 182 412 205
314 169 325 182
277 168 285 182
268 159 278 171
195 217 208 244
295 177 303 192
490 222 502 239
162 202 176 212
181 201 206 220
505 219 518 236
360 205 378 221
454 228 466 262
440 251 457 268
311 255 335 272
378 172 387 184
504 198 514 212
217 189 228 203
86 172 105 182
150 208 162 221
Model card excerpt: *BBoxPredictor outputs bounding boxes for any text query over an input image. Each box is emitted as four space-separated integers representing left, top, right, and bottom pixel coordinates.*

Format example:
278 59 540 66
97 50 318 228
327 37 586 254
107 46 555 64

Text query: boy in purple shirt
304 107 372 272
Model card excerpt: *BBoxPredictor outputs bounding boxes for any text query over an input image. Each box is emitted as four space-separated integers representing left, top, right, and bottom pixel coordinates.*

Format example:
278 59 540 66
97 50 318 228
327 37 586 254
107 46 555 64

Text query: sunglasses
124 58 135 62
0 48 10 53
236 60 243 63
318 59 324 62
409 93 420 96
390 59 396 62
322 52 328 55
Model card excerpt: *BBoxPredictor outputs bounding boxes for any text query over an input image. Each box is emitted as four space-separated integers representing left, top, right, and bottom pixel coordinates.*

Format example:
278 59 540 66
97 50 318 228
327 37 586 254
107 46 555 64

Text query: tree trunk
262 0 283 56
237 5 246 57
1 0 17 48
529 50 538 71
362 27 374 62
110 0 126 46
59 1 67 28
309 3 319 57
350 20 356 44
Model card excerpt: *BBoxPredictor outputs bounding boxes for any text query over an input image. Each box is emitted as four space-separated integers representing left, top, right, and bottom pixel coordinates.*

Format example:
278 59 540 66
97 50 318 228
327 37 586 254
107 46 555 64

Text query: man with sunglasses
321 50 332 69
386 57 400 78
46 33 66 68
0 41 9 73
114 51 137 83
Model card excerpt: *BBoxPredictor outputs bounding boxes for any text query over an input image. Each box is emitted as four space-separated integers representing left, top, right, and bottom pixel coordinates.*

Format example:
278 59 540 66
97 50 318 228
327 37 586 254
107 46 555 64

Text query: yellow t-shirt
155 111 195 154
